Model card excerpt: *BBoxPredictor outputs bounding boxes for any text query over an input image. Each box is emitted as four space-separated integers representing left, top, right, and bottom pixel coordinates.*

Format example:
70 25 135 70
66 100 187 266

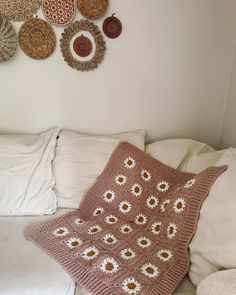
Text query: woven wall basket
42 0 76 27
60 20 106 71
0 16 17 63
77 0 108 20
19 17 56 60
0 0 42 22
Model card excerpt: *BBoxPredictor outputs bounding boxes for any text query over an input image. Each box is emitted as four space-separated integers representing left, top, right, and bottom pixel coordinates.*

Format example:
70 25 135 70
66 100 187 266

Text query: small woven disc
103 14 122 39
0 16 17 63
19 18 56 60
73 35 92 57
77 0 108 20
43 0 76 27
0 0 41 22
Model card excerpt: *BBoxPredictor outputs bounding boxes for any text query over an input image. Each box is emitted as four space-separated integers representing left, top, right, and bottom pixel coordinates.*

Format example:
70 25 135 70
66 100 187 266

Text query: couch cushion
0 209 75 295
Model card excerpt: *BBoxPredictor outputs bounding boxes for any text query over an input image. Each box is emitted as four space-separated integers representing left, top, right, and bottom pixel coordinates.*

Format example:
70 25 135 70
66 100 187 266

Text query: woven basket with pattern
19 17 56 59
77 0 108 20
0 16 17 62
0 0 42 22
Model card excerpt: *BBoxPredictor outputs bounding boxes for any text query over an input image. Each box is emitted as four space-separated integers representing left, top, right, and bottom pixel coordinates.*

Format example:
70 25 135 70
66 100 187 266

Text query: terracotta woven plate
77 0 108 20
73 35 92 57
60 20 106 71
103 14 122 39
19 17 56 60
43 0 76 27
0 0 41 22
0 16 17 63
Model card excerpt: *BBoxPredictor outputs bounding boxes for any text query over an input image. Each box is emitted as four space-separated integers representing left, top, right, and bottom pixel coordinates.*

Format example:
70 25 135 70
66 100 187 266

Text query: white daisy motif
184 178 196 188
137 237 152 249
122 277 142 294
101 257 119 274
74 218 84 226
124 157 136 170
160 199 171 212
146 195 159 209
157 181 170 192
105 215 118 225
167 223 178 239
141 263 159 278
103 190 116 203
66 237 83 249
157 249 173 262
151 221 162 236
52 227 69 237
82 246 99 261
119 200 132 214
131 183 143 197
120 248 136 260
115 174 127 186
120 224 133 234
135 213 148 225
103 233 117 245
87 225 102 235
173 198 186 213
93 207 105 217
141 169 151 182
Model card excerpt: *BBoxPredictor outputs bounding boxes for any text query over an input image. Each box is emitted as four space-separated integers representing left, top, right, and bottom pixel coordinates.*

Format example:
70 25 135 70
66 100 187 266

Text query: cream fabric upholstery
197 269 236 295
0 209 75 295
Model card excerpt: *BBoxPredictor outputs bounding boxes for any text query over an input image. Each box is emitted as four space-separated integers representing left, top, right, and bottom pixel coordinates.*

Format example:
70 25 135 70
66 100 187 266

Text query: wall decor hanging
42 0 76 27
0 16 17 63
103 14 122 39
73 35 92 57
60 19 106 71
77 0 108 20
0 0 41 22
19 17 56 59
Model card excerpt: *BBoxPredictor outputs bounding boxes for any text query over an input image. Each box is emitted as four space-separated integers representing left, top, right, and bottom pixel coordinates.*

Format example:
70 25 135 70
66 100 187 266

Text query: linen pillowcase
53 130 145 209
146 139 219 172
197 269 236 295
188 149 236 285
0 128 59 216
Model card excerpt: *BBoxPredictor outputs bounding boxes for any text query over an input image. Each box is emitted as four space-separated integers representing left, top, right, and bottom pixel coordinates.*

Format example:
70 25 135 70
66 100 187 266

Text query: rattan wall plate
77 0 108 20
73 35 92 57
0 16 17 63
43 0 76 27
19 17 56 59
0 0 42 22
60 20 106 71
103 14 122 39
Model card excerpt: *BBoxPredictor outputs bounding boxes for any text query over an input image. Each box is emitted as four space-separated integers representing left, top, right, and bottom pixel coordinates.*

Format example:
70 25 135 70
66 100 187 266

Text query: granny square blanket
25 142 226 295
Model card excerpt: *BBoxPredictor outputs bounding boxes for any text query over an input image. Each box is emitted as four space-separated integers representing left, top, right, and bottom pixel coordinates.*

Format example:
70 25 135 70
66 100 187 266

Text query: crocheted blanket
25 142 226 295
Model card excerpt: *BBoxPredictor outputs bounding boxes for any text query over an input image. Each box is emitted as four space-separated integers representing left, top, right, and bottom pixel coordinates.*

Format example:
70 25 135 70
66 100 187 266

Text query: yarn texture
25 142 226 295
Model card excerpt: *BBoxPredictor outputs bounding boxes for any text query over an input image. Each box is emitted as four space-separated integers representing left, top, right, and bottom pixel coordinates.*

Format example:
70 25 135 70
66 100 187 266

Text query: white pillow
189 148 236 285
146 139 221 173
197 269 236 295
0 128 59 216
53 130 145 209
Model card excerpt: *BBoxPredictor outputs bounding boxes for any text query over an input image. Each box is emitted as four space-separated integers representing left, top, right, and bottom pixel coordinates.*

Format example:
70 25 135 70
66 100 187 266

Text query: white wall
220 49 236 148
0 0 236 147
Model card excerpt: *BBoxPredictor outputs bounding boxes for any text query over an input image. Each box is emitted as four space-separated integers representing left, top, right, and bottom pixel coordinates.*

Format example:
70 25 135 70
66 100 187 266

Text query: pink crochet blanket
25 142 226 295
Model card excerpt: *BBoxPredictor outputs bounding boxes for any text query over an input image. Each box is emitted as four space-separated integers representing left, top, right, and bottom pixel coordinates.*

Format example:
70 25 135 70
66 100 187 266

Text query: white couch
0 209 196 295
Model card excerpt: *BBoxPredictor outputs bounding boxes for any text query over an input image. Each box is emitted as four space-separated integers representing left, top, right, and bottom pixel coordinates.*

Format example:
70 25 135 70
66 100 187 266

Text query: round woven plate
43 0 76 27
0 16 17 63
77 0 108 20
60 19 106 71
73 35 92 57
0 0 41 22
103 14 122 39
19 17 56 59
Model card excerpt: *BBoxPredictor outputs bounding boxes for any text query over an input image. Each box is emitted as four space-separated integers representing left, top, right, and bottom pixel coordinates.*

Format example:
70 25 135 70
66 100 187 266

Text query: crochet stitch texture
25 142 227 295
